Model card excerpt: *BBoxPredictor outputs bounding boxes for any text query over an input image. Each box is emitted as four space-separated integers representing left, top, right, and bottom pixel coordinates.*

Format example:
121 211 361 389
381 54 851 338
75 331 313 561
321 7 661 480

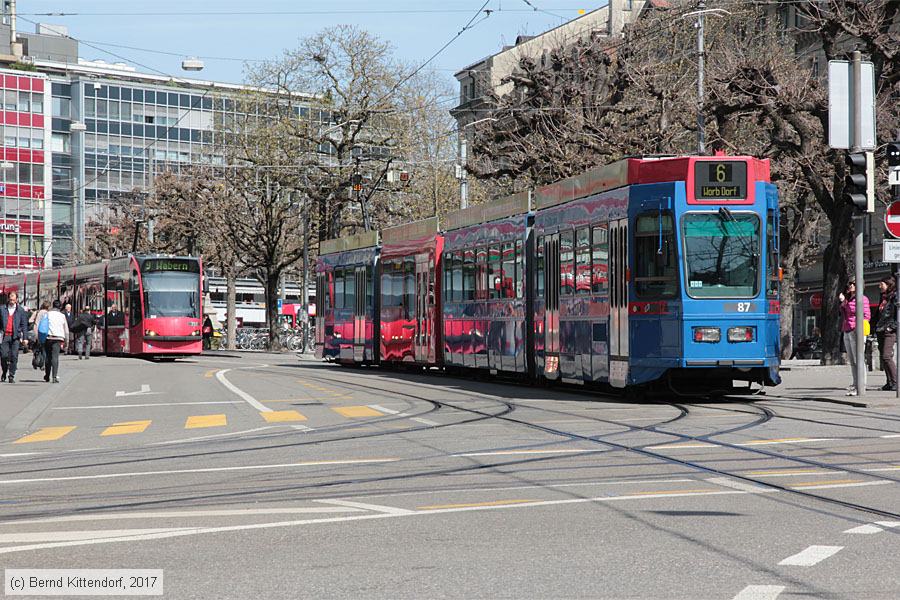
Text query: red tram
0 254 203 357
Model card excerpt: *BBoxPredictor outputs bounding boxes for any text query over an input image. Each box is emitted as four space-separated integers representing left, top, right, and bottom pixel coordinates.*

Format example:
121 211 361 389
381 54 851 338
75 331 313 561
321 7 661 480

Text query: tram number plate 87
723 302 755 313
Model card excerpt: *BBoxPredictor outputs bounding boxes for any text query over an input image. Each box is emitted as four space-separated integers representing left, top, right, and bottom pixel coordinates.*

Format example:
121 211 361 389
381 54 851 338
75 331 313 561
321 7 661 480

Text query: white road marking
410 417 439 426
115 384 159 398
0 458 399 485
844 521 900 534
54 401 243 410
862 466 900 472
732 585 785 600
778 545 843 566
315 499 414 515
1 507 365 526
454 449 601 457
647 438 837 451
0 488 755 555
149 426 280 445
0 453 44 458
706 477 772 493
879 434 900 438
367 405 400 415
0 528 198 543
215 368 271 412
290 424 314 432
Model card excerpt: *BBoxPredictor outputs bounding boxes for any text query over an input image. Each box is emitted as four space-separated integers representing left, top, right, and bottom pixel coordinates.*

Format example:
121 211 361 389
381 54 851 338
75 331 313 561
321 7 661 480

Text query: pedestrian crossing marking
101 420 152 436
332 406 384 418
13 426 77 444
260 410 307 423
185 414 227 429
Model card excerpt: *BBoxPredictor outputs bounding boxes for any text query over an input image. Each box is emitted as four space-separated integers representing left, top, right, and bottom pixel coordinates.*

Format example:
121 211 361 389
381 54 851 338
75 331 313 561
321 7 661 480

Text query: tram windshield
142 271 200 318
683 212 760 298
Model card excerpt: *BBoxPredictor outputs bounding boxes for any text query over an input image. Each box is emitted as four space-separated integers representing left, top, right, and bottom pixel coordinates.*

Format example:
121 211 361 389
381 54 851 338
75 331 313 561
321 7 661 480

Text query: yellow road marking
14 426 77 444
260 410 307 423
332 406 383 418
203 369 218 378
632 489 720 496
418 499 537 510
185 414 227 429
791 479 863 488
101 420 152 436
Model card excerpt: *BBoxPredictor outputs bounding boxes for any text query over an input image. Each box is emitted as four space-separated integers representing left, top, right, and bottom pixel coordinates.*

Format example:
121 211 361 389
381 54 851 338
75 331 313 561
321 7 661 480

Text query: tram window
381 261 397 307
592 224 609 293
634 212 677 298
766 212 779 298
684 212 760 298
560 230 574 295
488 245 501 300
501 242 515 299
452 253 463 302
536 236 545 299
576 228 591 295
443 255 452 303
403 258 416 319
366 266 374 309
334 268 345 309
345 267 356 313
463 250 476 301
515 239 524 298
475 247 487 300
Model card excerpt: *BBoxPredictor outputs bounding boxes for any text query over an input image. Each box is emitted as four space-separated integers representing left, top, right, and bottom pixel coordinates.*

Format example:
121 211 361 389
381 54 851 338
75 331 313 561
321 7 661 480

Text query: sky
14 1 603 87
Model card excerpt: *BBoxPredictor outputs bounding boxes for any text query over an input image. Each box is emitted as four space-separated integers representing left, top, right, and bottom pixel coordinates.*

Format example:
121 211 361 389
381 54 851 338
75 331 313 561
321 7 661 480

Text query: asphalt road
0 352 899 599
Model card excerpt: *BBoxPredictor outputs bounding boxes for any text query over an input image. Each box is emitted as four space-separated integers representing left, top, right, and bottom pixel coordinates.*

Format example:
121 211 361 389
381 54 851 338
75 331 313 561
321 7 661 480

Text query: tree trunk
821 213 854 365
780 272 797 360
264 271 281 351
226 269 237 351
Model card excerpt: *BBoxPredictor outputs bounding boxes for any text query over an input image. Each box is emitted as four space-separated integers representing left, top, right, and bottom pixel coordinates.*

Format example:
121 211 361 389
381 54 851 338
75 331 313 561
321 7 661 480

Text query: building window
51 133 69 153
17 91 29 112
52 96 71 118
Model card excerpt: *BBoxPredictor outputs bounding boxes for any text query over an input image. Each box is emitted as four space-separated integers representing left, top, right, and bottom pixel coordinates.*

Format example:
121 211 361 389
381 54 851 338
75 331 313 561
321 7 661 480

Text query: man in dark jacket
72 307 97 359
0 291 30 383
62 303 75 354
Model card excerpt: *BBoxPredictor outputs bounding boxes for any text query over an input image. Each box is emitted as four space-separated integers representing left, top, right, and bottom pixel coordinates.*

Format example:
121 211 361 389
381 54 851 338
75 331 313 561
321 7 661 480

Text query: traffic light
888 142 900 168
844 151 874 213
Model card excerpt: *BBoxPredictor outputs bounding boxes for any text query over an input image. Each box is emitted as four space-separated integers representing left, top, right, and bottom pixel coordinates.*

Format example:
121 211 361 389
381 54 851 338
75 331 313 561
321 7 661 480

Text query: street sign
277 299 283 311
886 202 900 238
891 166 900 187
884 240 900 263
828 60 876 150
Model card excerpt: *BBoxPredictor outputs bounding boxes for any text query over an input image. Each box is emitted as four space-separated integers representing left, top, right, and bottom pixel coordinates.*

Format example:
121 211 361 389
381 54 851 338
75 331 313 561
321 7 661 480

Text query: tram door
353 266 367 362
414 257 433 363
543 234 560 379
608 219 629 388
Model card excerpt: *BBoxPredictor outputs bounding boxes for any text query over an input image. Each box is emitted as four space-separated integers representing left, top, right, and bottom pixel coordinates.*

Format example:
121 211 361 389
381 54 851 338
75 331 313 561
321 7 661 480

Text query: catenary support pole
852 50 866 396
696 0 705 155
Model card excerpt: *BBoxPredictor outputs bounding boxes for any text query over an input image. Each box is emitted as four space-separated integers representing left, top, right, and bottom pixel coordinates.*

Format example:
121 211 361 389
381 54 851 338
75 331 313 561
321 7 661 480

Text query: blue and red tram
0 254 204 357
315 154 781 395
314 232 379 363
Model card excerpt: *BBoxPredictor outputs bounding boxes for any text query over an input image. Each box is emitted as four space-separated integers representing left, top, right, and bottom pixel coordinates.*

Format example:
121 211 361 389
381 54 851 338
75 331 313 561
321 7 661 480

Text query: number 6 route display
315 154 781 397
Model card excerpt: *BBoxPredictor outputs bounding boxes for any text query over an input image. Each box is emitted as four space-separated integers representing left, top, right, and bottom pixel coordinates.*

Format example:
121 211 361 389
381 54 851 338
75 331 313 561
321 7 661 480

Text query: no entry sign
886 202 900 239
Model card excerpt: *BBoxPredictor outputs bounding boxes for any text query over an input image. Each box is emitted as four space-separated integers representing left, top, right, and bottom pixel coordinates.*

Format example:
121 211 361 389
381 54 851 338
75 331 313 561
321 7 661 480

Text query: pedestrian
839 281 871 396
62 302 74 354
72 306 97 359
202 315 213 350
876 277 898 391
30 301 49 368
42 300 69 383
0 291 30 384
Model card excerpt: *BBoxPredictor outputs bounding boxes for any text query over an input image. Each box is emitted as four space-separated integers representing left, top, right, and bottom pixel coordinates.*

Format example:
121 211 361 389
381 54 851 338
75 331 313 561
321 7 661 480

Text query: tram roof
443 191 531 231
320 231 379 255
381 217 439 245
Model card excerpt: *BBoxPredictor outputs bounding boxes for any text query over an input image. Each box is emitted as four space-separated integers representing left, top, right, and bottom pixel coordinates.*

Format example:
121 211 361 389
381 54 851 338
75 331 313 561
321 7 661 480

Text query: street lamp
69 121 87 261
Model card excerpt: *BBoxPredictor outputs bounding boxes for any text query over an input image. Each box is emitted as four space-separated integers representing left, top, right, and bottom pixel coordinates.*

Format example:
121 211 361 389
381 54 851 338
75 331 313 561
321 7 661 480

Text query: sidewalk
771 360 900 408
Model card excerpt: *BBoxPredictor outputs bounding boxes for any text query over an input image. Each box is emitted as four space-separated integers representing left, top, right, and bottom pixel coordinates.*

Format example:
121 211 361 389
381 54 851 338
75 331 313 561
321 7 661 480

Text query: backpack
37 315 50 343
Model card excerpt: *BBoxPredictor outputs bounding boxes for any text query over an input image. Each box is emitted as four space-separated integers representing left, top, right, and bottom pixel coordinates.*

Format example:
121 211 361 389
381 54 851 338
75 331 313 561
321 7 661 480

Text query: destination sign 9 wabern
694 160 748 200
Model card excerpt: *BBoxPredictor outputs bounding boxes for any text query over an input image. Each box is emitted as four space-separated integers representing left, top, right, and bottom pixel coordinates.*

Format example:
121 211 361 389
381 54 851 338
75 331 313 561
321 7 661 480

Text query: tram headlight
727 326 755 342
144 329 158 337
692 326 720 343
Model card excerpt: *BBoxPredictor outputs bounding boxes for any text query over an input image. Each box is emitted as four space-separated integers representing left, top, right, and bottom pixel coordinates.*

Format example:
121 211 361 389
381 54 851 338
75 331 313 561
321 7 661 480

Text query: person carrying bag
876 277 898 391
840 281 871 396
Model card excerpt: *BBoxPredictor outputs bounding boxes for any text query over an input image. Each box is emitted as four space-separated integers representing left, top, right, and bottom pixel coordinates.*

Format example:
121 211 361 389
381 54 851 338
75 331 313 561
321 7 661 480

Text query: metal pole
302 193 310 353
895 153 900 399
851 50 866 396
460 133 468 209
696 0 706 155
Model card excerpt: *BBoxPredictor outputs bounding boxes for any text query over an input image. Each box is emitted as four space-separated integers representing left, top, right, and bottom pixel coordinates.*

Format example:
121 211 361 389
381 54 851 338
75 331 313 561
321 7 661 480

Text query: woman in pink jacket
840 281 871 396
